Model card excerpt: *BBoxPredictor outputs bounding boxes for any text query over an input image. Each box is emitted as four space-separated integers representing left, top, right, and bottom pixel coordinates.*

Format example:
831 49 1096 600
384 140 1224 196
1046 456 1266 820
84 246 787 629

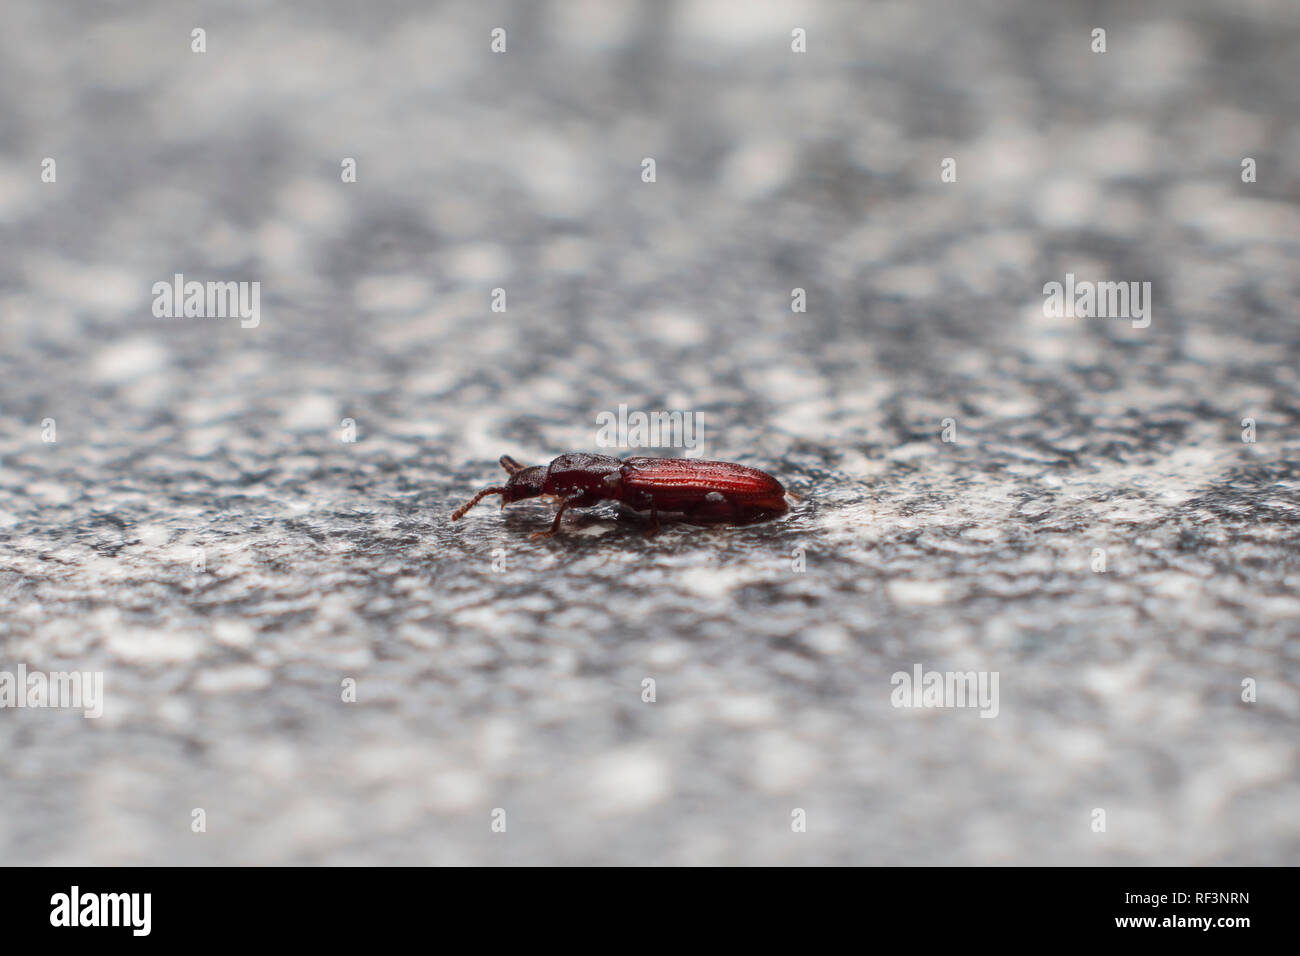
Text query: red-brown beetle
451 453 794 537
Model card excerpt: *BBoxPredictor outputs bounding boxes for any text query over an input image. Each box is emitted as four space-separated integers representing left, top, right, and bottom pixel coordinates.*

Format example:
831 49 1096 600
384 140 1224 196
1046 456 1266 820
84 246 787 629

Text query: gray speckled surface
2 0 1299 865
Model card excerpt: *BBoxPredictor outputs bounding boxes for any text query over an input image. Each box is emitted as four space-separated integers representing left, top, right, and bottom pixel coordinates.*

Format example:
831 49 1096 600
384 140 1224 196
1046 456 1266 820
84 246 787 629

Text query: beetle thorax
543 454 623 499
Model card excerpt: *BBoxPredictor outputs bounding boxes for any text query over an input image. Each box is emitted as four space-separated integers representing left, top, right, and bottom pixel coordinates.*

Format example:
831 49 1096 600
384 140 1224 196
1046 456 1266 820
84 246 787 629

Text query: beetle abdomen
620 457 788 515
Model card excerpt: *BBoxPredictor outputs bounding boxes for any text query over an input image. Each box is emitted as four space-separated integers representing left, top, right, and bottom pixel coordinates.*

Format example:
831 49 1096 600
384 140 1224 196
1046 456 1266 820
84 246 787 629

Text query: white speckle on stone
94 338 169 385
278 177 346 229
716 693 778 728
194 666 272 694
804 625 850 655
1055 729 1107 765
1018 499 1052 518
154 698 193 728
888 442 934 462
428 769 486 811
586 748 671 815
644 309 707 346
257 221 305 271
547 0 637 48
213 621 256 649
679 0 817 46
350 745 428 783
1081 660 1148 699
25 482 73 505
476 718 518 766
399 624 442 649
332 647 373 670
678 567 752 599
875 265 939 299
1103 503 1164 524
107 629 201 664
748 730 821 793
570 520 615 537
446 243 510 282
646 641 691 669
514 134 594 217
134 523 170 547
281 393 341 431
540 236 595 275
0 159 33 218
353 274 431 311
182 426 226 457
1036 177 1102 230
888 579 951 606
720 140 795 200
451 606 512 634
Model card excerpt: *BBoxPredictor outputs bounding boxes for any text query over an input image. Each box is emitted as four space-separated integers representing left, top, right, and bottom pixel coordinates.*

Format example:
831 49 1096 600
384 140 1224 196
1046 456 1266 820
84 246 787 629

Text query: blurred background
1 0 1298 864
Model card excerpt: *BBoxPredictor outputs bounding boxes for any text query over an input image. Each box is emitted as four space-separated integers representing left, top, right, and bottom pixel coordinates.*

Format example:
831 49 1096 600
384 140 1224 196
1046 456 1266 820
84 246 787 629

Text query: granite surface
1 0 1298 865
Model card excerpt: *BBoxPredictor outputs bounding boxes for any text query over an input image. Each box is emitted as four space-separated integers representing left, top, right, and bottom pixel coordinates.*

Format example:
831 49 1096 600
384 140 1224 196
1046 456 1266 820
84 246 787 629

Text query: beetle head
503 465 546 503
450 457 547 522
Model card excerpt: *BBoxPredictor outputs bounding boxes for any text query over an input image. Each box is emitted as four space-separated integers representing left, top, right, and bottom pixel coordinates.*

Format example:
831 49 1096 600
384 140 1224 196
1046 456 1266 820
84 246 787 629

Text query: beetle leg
644 504 661 537
531 494 582 539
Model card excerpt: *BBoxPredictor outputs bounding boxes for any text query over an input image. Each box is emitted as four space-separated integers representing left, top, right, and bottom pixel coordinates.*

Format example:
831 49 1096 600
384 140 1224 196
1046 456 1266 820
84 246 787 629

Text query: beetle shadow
498 501 790 549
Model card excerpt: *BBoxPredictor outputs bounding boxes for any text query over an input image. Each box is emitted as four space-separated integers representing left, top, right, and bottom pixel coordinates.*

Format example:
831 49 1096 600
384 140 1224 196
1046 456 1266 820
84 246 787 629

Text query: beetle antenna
451 486 508 521
499 455 524 475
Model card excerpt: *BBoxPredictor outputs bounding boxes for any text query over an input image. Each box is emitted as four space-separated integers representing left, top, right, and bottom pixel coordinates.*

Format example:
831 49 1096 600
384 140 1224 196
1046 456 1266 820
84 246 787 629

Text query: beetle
450 453 793 537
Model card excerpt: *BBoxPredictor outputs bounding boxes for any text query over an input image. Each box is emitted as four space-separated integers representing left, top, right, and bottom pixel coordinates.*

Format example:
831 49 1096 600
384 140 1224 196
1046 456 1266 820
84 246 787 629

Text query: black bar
5 866 1283 942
